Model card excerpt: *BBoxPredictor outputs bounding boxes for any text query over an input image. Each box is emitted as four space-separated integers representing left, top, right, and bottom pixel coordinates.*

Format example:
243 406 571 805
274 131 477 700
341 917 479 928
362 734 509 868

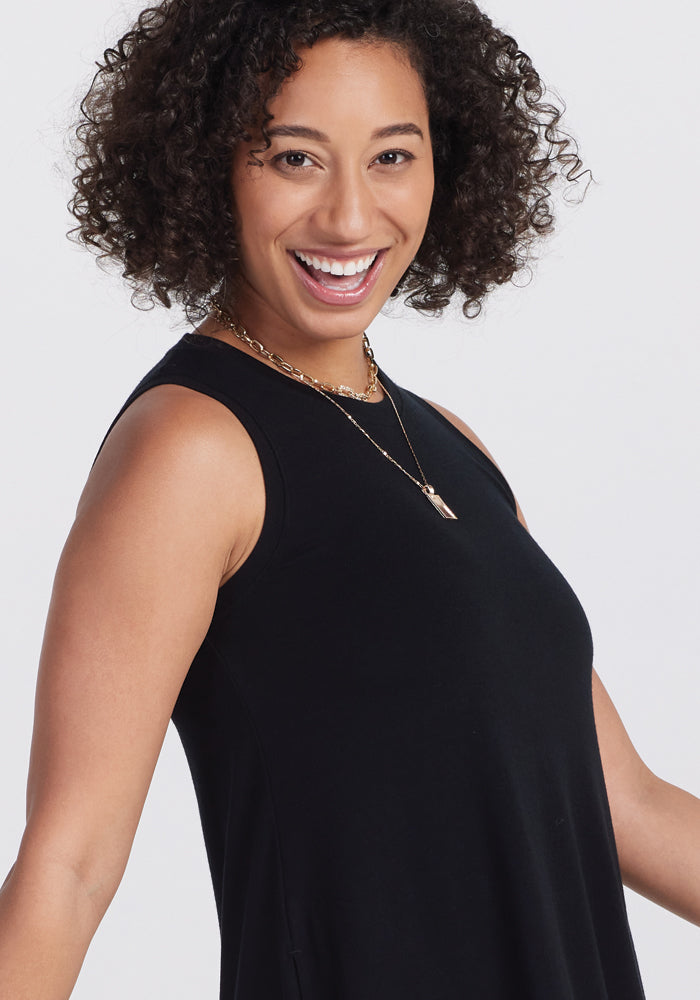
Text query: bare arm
425 396 700 925
0 385 264 999
591 671 700 925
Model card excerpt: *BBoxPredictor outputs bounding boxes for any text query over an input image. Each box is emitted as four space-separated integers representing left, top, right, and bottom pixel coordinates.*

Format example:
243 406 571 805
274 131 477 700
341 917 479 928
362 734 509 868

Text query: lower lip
289 250 387 306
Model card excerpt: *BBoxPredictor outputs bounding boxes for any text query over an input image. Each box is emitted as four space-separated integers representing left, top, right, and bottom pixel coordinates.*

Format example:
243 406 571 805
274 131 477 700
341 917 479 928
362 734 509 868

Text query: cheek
234 175 308 259
232 163 277 242
395 170 435 240
419 158 436 216
416 168 435 236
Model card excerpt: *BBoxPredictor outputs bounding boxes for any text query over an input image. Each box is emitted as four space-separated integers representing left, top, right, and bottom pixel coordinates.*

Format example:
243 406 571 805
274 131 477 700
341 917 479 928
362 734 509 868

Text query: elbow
0 839 125 995
14 820 130 926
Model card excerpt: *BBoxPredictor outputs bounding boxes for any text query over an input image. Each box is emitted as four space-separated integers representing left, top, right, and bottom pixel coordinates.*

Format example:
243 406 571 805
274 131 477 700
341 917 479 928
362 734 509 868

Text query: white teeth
294 250 378 276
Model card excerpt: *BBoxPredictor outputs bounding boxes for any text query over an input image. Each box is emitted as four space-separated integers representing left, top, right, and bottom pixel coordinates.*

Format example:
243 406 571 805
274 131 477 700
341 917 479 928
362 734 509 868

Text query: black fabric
104 333 646 999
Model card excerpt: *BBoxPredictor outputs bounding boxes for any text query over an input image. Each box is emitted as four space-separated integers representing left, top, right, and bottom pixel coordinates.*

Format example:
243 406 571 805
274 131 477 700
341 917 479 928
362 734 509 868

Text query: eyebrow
265 122 425 142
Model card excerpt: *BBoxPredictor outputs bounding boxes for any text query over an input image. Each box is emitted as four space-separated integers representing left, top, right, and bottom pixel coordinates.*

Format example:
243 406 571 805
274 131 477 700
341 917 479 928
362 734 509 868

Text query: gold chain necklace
208 300 458 520
211 298 378 401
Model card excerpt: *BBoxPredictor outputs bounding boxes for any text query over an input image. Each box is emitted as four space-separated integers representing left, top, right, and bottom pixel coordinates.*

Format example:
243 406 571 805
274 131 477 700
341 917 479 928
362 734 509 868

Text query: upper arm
21 385 263 905
423 398 529 530
591 668 654 809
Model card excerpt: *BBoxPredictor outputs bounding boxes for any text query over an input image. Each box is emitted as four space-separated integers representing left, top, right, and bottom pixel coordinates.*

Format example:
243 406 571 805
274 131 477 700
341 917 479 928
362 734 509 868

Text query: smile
294 250 378 277
289 249 386 306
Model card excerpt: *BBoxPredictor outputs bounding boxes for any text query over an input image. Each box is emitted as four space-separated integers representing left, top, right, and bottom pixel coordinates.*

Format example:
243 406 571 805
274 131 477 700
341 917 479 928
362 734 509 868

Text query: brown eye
375 150 413 166
274 150 314 170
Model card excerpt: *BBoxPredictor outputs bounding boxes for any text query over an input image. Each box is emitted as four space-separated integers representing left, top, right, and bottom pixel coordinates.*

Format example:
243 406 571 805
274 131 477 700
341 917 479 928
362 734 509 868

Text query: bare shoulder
423 397 528 530
81 383 265 581
88 383 260 488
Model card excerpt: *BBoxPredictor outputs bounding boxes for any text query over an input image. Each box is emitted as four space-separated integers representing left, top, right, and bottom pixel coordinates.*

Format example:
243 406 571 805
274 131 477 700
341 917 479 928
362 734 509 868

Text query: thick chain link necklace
209 299 458 519
210 298 378 401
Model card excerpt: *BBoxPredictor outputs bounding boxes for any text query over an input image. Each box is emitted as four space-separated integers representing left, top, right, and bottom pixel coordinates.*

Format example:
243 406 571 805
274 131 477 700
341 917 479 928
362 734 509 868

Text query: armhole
406 391 519 517
95 374 287 604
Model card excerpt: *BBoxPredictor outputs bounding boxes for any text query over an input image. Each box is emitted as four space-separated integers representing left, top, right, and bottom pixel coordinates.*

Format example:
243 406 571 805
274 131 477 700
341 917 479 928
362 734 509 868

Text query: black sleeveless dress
104 333 646 999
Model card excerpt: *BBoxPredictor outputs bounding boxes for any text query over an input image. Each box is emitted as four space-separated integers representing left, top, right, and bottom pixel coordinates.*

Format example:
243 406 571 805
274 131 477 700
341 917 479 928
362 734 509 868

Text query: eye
374 149 414 167
273 150 315 171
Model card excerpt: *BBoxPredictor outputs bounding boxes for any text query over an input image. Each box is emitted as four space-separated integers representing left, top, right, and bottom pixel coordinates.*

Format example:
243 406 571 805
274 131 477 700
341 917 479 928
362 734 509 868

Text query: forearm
613 773 700 926
0 853 108 1000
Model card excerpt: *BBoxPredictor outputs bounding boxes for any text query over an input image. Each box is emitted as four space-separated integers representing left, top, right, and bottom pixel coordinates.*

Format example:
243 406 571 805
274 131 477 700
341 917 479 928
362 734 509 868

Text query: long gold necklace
209 300 458 520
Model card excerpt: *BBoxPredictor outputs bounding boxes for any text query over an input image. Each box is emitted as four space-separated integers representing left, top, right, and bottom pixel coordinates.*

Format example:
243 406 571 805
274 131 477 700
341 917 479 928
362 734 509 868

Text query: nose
316 165 376 243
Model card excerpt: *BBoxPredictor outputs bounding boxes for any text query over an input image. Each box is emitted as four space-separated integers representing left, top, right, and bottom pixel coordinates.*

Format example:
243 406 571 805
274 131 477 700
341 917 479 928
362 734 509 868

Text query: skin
199 37 434 398
1 34 699 1000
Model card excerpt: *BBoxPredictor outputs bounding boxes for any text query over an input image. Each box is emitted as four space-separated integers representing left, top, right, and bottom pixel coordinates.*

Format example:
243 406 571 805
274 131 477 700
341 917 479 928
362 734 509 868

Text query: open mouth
289 248 386 305
293 250 378 290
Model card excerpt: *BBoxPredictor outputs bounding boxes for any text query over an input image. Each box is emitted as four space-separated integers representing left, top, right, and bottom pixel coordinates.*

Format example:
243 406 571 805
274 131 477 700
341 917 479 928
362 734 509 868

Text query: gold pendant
422 485 458 519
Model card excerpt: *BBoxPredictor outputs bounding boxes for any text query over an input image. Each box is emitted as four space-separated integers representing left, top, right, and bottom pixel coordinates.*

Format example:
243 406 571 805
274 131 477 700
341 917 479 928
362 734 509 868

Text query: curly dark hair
69 0 587 319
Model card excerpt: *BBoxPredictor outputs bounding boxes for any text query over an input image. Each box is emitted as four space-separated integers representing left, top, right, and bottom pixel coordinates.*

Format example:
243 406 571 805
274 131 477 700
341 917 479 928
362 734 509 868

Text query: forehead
266 37 428 129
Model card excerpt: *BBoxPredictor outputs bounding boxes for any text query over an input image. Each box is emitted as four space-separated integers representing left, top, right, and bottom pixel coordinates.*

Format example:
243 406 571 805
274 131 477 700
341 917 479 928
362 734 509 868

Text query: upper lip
290 247 385 260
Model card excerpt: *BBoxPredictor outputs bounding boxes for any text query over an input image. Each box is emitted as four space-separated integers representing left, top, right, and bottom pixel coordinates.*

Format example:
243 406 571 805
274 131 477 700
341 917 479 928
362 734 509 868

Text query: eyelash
272 148 415 172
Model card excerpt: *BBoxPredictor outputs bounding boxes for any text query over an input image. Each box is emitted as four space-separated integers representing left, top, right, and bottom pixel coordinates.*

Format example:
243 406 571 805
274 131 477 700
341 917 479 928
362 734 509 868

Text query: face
229 36 434 346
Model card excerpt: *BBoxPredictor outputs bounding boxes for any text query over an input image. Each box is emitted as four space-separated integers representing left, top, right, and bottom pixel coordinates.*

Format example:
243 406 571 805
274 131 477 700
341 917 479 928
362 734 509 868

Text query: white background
1 0 698 996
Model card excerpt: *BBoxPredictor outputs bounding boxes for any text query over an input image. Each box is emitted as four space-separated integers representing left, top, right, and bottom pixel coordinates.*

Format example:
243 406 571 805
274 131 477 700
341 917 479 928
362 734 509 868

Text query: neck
199 298 383 401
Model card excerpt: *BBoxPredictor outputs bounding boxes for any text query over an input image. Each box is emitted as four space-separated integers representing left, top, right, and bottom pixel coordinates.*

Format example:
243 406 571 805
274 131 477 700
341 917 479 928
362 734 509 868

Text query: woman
1 0 698 997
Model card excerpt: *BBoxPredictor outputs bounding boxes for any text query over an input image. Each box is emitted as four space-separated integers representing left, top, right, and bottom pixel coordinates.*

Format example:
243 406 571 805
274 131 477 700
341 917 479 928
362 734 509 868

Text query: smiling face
229 36 434 349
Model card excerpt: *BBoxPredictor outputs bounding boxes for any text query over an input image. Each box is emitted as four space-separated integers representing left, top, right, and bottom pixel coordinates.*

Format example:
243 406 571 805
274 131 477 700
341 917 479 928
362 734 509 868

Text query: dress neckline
182 331 398 414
